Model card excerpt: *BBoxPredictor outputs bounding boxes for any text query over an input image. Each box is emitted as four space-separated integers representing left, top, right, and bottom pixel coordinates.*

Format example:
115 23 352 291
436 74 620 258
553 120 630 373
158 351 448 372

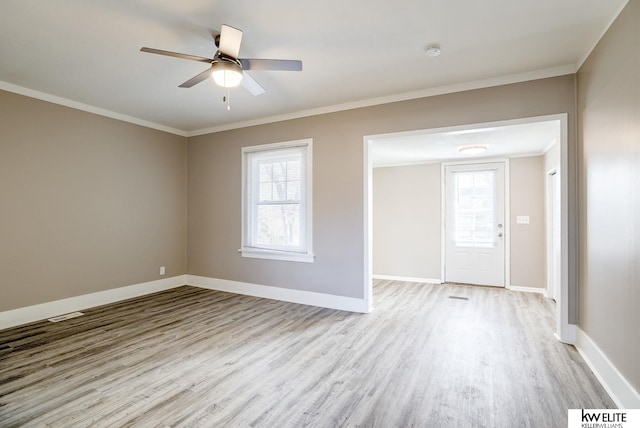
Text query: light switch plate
516 216 530 224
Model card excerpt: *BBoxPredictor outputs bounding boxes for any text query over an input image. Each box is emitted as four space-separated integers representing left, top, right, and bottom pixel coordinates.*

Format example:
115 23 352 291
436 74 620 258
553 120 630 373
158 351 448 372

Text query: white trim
187 275 370 313
554 324 577 345
507 285 548 297
440 157 510 167
504 160 511 289
238 248 314 263
373 275 442 284
189 66 575 136
440 162 447 283
576 328 640 409
363 139 374 312
376 152 552 169
557 113 572 344
0 275 186 330
546 168 561 302
367 115 567 144
0 81 187 137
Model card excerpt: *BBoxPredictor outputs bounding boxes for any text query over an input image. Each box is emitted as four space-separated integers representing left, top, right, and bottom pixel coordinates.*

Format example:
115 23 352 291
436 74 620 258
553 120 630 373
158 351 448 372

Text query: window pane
287 180 300 200
287 160 301 181
272 181 287 201
259 163 272 182
256 204 300 246
257 158 301 203
259 182 272 201
272 162 286 181
453 170 495 247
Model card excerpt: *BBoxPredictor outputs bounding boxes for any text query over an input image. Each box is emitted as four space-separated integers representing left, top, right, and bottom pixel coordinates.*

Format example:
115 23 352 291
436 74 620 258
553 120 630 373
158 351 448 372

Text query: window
453 170 496 247
241 139 313 262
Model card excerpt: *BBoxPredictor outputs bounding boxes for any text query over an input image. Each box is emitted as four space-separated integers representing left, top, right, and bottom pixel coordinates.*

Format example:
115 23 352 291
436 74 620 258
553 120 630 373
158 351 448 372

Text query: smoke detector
425 44 441 57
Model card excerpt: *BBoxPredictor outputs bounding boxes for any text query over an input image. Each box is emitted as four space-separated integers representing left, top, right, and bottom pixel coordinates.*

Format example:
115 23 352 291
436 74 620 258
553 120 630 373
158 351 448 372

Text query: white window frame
240 139 314 263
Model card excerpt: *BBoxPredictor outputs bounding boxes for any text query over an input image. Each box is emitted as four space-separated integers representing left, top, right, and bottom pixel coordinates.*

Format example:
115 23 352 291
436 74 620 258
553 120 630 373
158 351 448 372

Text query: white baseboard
575 328 640 409
507 285 549 298
187 275 371 313
372 274 442 284
0 275 187 330
555 323 577 345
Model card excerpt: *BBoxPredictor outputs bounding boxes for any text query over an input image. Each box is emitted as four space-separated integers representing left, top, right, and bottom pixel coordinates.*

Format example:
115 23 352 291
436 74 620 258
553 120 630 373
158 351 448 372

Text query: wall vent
48 312 84 322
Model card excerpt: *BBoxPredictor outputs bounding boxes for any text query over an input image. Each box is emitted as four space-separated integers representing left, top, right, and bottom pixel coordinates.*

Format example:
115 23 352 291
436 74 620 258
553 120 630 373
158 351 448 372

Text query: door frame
363 113 575 344
546 168 561 301
440 159 510 287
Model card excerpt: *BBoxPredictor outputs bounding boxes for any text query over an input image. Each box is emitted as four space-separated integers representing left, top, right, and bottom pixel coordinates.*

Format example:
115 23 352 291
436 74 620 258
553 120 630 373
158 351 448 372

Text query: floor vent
448 296 469 300
48 312 84 322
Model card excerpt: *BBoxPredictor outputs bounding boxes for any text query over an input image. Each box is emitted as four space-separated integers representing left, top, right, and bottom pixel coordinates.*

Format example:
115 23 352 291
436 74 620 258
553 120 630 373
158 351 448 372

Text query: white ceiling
370 119 560 167
0 0 627 135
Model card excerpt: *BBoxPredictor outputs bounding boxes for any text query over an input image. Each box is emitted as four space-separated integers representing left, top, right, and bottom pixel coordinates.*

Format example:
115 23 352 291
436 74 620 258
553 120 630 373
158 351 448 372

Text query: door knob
498 232 503 237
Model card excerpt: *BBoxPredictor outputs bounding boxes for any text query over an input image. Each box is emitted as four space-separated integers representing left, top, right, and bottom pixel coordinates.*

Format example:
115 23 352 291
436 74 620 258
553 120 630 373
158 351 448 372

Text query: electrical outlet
160 266 166 275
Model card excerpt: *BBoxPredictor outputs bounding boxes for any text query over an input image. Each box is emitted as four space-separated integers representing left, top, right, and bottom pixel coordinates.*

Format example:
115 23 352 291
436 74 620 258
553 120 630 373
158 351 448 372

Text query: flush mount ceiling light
211 60 243 88
425 44 441 57
458 145 487 155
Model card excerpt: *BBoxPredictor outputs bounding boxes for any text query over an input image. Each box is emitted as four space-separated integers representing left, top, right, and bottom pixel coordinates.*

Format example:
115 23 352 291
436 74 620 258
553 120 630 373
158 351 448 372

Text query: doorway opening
364 114 575 343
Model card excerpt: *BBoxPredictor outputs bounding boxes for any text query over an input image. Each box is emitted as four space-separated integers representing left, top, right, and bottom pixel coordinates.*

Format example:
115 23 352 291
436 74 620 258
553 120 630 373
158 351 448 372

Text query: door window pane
453 170 495 247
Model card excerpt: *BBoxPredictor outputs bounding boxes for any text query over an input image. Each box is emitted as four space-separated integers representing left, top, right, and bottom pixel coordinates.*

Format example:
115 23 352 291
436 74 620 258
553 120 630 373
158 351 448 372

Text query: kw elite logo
568 409 640 428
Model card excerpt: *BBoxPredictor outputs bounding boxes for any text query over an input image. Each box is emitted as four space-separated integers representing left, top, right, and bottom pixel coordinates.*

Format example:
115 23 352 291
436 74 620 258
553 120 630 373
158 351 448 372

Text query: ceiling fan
140 24 302 96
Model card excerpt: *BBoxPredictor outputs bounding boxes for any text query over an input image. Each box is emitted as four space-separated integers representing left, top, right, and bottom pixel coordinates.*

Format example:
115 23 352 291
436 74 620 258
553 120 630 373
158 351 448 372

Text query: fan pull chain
226 88 231 111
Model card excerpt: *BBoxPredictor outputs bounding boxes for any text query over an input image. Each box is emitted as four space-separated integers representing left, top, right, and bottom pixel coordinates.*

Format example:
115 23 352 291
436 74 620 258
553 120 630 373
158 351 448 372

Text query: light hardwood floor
0 281 613 427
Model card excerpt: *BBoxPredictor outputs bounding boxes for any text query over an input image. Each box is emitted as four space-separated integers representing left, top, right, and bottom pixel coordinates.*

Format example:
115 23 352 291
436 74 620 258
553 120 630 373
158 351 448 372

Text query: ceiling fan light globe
211 61 243 88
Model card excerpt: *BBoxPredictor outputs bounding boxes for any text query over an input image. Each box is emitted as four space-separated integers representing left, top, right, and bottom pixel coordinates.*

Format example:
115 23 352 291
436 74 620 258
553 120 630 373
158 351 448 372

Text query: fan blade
239 59 302 71
140 47 212 64
242 71 266 96
219 25 243 58
179 68 212 88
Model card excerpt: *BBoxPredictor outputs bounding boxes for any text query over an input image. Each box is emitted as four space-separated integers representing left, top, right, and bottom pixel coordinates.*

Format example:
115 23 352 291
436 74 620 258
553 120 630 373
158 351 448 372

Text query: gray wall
0 90 187 312
509 156 545 289
373 163 441 280
372 156 546 289
0 76 577 312
188 76 575 301
577 0 640 394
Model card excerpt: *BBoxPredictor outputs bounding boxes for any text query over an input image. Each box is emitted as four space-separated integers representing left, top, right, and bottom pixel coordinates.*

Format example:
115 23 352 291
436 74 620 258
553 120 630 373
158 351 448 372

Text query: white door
444 162 506 287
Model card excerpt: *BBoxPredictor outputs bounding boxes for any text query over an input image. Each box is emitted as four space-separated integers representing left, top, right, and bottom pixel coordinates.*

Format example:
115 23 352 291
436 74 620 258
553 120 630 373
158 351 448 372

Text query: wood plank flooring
0 281 613 427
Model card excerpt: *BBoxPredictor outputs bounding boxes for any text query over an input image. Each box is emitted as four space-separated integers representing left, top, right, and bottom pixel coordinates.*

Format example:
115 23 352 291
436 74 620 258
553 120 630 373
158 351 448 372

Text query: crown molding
187 64 576 137
2 64 576 139
0 81 187 137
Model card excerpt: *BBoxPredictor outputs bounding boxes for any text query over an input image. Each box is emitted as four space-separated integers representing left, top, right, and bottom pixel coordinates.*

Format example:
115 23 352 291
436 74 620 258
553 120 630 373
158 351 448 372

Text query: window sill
239 248 315 263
